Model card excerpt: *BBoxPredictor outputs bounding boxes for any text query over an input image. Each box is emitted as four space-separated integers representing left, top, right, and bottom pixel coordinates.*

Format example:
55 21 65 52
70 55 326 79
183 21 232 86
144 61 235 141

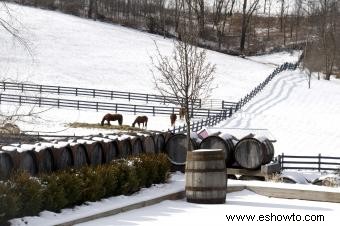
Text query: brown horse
170 113 177 127
101 113 123 126
132 116 148 128
179 107 186 120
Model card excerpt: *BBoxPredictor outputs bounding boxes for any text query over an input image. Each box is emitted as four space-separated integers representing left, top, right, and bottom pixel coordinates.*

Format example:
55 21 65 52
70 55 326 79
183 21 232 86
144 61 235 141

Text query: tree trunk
240 0 248 53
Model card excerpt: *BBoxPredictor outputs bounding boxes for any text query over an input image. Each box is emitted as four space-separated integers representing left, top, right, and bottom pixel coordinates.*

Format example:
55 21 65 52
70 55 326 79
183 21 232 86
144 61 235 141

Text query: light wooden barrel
234 137 274 170
85 142 104 166
36 147 55 173
185 149 226 204
70 144 89 168
0 152 14 179
51 145 73 170
142 136 155 154
117 139 132 158
130 137 143 156
154 133 165 153
199 134 236 167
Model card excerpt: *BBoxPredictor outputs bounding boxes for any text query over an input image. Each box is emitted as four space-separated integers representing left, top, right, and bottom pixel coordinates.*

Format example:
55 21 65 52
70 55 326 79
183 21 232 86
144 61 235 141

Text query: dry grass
68 122 144 132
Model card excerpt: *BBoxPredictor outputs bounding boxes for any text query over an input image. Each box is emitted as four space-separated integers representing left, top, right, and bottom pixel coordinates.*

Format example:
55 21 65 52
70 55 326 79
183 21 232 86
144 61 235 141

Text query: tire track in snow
242 78 306 128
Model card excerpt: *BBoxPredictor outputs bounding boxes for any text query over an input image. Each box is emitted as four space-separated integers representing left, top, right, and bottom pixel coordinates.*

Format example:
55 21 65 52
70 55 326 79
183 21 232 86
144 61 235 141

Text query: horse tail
101 117 105 126
145 117 148 127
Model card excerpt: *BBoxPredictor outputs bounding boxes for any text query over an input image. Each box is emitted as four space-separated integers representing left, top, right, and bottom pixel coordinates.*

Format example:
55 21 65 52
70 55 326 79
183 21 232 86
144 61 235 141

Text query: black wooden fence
169 62 299 133
0 81 205 108
0 93 224 117
278 154 340 172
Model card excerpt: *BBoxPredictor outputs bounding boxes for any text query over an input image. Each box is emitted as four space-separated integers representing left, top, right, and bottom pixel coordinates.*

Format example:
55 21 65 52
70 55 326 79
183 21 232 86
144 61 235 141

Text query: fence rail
0 81 208 108
0 93 224 117
278 153 340 172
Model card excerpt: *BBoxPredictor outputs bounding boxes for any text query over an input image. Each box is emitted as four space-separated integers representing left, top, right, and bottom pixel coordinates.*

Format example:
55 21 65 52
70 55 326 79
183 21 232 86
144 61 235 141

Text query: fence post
93 89 95 98
57 99 60 108
222 100 224 109
76 88 78 96
58 86 60 95
146 94 149 103
318 153 321 172
208 109 210 118
77 101 79 110
199 99 202 108
115 104 118 113
281 153 284 169
3 82 5 91
128 93 131 101
0 94 1 104
19 96 22 106
111 91 113 99
39 85 42 93
134 105 136 115
153 106 155 116
96 102 98 112
39 98 41 107
21 83 24 92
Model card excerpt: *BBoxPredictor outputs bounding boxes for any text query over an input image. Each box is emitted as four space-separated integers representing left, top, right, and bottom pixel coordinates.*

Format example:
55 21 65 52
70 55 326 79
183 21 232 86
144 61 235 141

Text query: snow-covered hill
0 3 291 101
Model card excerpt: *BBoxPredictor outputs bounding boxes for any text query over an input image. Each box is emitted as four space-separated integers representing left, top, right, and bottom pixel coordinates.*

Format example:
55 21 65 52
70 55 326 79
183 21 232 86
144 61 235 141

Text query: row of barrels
165 133 274 171
0 133 167 179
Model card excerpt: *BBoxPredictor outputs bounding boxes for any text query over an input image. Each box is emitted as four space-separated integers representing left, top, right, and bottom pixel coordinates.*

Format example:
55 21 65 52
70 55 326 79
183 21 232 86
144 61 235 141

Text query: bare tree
151 27 216 151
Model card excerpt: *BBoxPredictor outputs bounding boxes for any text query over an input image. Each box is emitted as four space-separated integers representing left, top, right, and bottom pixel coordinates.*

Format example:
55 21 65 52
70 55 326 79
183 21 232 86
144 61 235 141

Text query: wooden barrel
17 150 38 176
0 151 14 179
130 137 143 156
51 145 73 170
85 141 104 166
199 134 235 167
185 149 226 204
101 139 118 163
153 133 165 153
70 143 89 168
117 139 132 158
163 132 174 143
165 134 196 166
35 147 55 173
234 137 274 170
142 136 155 154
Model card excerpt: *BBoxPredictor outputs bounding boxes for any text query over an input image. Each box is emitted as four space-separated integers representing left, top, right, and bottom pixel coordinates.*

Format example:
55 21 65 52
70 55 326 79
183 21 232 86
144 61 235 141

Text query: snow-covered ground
10 173 340 226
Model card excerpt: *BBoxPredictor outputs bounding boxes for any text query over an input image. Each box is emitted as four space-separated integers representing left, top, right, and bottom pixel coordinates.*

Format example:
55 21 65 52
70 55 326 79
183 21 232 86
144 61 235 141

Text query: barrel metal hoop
185 186 227 191
186 198 225 204
187 156 225 161
185 168 225 173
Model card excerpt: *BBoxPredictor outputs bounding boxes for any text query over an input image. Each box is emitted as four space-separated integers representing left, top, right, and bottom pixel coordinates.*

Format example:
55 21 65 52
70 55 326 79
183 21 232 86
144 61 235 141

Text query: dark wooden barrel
153 133 165 153
85 141 104 166
17 150 38 176
0 151 14 179
142 136 155 154
51 145 73 170
163 132 174 143
35 147 55 173
117 139 132 158
234 137 274 170
130 137 143 156
101 139 118 163
165 134 196 166
199 134 235 167
70 143 89 168
185 149 226 204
